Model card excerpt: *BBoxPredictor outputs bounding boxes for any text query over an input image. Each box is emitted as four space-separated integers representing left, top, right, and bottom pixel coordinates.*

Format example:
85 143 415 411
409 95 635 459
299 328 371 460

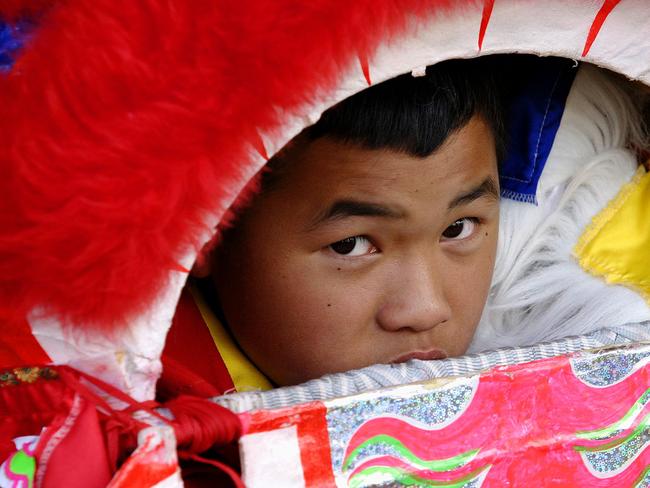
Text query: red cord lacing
55 366 245 487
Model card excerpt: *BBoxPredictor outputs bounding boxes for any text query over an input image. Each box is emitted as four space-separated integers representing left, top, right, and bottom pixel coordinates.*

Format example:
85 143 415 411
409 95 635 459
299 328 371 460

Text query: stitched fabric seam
501 69 564 184
35 394 83 487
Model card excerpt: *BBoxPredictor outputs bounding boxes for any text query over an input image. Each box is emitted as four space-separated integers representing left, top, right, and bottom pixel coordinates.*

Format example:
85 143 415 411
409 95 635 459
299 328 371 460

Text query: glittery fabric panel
579 428 650 476
347 465 490 488
570 348 650 387
326 377 479 475
576 389 650 442
241 343 650 485
353 474 484 488
635 468 650 487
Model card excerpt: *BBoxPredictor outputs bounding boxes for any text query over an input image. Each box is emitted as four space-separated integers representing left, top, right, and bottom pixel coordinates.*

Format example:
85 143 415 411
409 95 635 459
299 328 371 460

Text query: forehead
269 117 498 204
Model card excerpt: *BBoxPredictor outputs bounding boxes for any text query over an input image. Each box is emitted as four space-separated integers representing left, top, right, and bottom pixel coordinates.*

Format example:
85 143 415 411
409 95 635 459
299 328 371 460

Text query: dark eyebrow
448 176 499 210
309 199 405 230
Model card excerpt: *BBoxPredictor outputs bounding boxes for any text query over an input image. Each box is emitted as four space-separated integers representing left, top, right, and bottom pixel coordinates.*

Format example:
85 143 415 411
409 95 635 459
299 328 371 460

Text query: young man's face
212 116 499 386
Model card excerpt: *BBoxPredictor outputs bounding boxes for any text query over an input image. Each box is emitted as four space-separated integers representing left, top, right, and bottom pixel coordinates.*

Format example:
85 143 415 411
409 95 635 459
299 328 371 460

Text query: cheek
255 260 372 335
447 231 498 328
223 253 379 385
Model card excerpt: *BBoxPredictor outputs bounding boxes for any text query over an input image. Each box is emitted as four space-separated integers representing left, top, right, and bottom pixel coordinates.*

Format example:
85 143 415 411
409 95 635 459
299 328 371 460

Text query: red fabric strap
55 366 244 487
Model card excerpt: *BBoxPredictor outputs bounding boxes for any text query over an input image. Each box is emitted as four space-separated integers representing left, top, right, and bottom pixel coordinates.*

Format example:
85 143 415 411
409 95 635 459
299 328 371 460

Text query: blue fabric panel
499 57 578 204
0 20 32 73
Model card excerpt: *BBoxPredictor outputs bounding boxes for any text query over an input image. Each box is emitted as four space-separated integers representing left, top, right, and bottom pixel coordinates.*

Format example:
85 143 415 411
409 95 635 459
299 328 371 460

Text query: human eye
328 236 377 257
441 217 479 241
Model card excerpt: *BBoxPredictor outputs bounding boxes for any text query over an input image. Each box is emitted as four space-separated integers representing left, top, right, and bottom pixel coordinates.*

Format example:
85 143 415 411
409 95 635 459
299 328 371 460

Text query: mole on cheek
327 303 332 307
337 267 341 271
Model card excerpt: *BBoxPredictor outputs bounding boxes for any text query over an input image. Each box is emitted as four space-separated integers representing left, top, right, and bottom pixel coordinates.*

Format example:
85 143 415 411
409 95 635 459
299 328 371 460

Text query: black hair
262 57 506 192
304 57 506 160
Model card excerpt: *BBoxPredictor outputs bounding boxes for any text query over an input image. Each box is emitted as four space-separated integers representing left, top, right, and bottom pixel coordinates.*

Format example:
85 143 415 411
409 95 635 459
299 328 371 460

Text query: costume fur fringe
471 65 650 352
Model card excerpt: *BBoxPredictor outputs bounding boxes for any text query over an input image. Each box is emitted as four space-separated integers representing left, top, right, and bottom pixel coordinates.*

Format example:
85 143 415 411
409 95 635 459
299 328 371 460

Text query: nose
376 258 451 332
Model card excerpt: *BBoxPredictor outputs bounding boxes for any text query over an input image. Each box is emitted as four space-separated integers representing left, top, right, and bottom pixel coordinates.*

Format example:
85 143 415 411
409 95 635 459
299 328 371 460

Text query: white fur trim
470 65 650 353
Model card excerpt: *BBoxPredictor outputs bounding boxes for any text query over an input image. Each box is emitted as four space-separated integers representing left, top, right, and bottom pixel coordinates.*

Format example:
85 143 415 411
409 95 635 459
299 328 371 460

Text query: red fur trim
0 0 461 330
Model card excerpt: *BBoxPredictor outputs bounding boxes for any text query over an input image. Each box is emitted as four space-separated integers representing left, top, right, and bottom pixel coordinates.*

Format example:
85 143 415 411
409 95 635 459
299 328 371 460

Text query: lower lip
391 349 448 364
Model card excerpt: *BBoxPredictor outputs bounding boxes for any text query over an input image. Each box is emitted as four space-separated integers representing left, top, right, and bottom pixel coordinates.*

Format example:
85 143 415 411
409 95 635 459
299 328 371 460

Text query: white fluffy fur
470 64 650 353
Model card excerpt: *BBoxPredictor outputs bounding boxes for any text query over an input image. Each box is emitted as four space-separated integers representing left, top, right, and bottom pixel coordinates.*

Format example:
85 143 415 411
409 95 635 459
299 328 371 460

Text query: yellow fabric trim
188 284 272 392
574 166 650 304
